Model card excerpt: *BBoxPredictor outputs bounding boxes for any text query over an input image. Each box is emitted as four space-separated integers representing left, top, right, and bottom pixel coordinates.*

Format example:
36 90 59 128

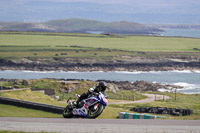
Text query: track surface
0 117 200 133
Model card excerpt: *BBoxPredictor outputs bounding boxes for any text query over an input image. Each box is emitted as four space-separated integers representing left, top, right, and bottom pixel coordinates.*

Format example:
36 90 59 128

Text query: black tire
87 103 104 119
63 106 73 118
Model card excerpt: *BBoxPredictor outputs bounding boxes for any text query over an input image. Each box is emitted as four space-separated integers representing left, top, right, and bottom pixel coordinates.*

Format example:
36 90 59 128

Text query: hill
0 19 162 35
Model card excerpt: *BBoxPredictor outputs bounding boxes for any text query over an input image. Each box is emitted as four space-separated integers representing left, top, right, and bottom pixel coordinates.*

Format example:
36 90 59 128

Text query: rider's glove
88 88 94 93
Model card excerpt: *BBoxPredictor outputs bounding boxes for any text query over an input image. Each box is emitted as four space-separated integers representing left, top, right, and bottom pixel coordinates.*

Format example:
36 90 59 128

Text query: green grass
0 130 55 133
0 32 200 60
106 90 146 101
0 32 200 52
109 92 200 120
0 88 132 119
30 79 62 91
0 104 61 118
98 106 131 119
2 89 66 107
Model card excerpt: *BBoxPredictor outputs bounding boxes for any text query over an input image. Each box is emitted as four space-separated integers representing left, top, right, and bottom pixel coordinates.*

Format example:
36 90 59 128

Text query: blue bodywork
72 92 108 117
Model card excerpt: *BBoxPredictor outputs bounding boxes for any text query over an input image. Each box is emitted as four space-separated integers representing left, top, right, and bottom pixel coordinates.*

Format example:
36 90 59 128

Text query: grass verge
109 92 200 120
0 131 55 133
0 104 61 118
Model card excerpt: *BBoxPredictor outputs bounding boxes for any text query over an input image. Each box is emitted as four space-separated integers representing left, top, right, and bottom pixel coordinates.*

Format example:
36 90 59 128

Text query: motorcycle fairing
72 97 99 117
99 92 108 106
72 92 108 117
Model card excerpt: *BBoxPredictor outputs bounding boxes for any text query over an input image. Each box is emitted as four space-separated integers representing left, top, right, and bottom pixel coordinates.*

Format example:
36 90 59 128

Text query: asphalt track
0 117 200 133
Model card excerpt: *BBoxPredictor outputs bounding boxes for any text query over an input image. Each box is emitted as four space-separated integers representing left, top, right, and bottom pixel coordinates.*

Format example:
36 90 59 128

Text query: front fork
67 100 73 107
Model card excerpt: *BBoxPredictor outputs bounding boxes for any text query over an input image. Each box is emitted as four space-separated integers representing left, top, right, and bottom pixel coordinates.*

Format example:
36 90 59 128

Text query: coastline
0 59 199 72
0 56 199 94
0 69 199 94
0 69 200 73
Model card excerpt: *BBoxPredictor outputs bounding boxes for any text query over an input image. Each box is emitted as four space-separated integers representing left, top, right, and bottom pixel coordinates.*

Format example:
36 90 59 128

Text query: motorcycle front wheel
63 105 73 118
88 103 104 119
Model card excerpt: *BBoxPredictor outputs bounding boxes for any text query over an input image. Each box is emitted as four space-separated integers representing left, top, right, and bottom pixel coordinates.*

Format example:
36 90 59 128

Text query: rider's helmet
98 81 107 92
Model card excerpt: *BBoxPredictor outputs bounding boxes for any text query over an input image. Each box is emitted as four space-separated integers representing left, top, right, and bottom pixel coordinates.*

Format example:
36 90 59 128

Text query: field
0 32 200 52
0 32 200 60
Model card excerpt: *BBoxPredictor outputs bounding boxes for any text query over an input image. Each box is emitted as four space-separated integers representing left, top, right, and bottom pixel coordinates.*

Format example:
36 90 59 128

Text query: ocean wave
170 70 200 74
158 88 172 93
173 82 197 88
114 71 143 74
23 70 56 73
171 70 193 73
158 82 200 94
159 82 200 94
66 71 81 73
193 70 200 73
113 71 162 74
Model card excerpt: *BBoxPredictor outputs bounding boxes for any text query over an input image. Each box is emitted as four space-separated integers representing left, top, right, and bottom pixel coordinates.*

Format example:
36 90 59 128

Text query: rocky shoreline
0 58 200 72
0 78 182 93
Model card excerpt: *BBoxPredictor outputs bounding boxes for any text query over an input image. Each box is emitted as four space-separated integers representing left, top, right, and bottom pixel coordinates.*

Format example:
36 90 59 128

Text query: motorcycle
63 92 108 119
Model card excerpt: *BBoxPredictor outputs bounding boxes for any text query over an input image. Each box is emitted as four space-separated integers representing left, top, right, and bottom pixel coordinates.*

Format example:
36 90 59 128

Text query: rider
75 81 107 107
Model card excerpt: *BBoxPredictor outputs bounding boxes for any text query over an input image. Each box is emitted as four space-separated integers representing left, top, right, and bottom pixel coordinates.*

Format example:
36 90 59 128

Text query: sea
160 29 200 38
87 29 200 38
0 70 200 94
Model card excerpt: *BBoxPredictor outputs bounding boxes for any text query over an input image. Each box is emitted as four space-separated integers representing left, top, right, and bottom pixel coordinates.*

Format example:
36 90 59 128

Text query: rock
0 57 200 71
107 83 119 93
98 80 182 92
130 80 182 91
54 95 60 100
63 86 76 93
22 80 29 86
0 78 183 94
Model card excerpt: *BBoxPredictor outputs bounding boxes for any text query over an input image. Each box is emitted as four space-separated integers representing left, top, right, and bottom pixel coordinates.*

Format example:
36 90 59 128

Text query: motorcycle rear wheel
88 103 104 119
63 105 73 118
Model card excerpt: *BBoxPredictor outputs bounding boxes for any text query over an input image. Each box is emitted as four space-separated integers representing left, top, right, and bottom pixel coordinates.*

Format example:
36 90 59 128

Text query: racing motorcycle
63 92 108 119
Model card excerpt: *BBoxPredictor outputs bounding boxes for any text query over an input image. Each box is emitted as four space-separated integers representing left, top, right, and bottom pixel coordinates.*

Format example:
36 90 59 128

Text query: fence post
175 88 177 101
1 83 2 96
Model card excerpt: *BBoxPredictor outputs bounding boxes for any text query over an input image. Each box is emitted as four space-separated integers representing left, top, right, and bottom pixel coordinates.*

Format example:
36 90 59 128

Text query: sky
0 0 200 24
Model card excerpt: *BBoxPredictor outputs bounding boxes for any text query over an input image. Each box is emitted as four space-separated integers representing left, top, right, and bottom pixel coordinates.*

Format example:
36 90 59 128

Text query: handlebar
91 92 99 96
